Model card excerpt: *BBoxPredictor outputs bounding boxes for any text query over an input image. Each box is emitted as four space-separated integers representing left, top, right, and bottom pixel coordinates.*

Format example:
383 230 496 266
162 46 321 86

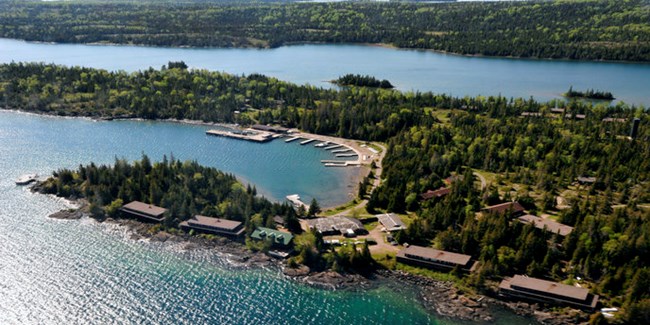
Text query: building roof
251 124 289 133
307 216 364 234
577 176 597 184
188 215 242 231
521 112 543 117
602 117 627 123
377 213 406 231
550 108 565 114
507 275 590 301
251 227 293 246
482 202 525 215
120 201 167 220
518 215 573 237
400 245 472 266
420 187 451 200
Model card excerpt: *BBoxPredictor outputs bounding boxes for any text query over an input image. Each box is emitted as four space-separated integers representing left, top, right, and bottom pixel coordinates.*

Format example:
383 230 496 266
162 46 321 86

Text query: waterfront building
396 245 477 273
119 201 167 222
250 227 294 248
179 215 244 237
307 216 365 236
499 275 599 310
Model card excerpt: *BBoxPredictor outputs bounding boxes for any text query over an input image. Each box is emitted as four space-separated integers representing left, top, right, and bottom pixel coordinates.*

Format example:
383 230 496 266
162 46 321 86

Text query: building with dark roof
396 245 477 273
420 187 450 200
518 215 573 237
482 202 525 217
499 275 599 310
251 227 294 247
251 124 289 134
179 215 244 237
119 201 167 222
577 176 597 185
377 213 406 232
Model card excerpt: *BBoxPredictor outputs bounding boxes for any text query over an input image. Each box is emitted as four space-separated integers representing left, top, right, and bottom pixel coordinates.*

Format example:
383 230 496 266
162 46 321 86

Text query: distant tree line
0 0 649 61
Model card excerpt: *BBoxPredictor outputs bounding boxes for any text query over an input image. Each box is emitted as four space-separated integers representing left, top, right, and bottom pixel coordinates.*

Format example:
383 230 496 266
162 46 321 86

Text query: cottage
396 245 477 273
420 187 450 200
482 202 525 217
499 275 599 310
377 213 406 232
517 215 573 237
251 227 294 248
577 176 597 185
179 215 244 237
119 201 167 222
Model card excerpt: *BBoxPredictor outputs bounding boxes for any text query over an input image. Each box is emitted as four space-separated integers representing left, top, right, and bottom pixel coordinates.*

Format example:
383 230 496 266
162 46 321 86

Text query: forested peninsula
1 0 649 61
5 62 650 322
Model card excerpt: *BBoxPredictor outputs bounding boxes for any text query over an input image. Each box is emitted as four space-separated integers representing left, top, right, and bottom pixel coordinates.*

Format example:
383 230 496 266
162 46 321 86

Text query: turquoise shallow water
0 111 534 324
1 37 649 105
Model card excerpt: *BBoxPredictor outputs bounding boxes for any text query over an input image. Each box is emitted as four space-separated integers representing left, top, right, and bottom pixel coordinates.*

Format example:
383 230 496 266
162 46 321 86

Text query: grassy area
321 199 360 216
363 221 378 231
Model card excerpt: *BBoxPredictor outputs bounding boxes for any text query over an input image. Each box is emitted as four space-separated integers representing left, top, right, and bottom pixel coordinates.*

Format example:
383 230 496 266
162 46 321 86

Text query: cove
1 38 649 106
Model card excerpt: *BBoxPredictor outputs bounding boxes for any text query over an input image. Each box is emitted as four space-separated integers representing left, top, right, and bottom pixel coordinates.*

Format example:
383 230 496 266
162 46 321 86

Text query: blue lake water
0 111 532 324
1 38 649 106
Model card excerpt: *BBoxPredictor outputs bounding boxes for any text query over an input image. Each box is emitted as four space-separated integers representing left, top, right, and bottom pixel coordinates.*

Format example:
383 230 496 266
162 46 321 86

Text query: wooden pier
335 153 358 158
300 139 316 145
206 129 273 143
332 148 353 153
285 137 301 143
324 144 342 150
321 160 361 167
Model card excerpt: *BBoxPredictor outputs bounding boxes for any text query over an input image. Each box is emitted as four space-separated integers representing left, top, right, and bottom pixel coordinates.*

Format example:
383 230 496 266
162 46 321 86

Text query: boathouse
119 201 167 222
179 215 244 237
396 245 477 273
517 215 573 237
251 227 294 248
499 275 599 310
482 201 525 217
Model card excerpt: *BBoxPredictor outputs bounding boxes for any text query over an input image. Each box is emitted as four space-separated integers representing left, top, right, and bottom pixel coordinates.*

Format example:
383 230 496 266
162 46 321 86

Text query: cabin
482 202 525 217
602 117 627 123
420 187 450 201
517 215 573 237
521 112 543 117
250 227 294 248
179 215 244 237
499 275 599 310
377 213 406 232
396 245 477 273
119 201 167 222
576 176 597 185
550 108 565 114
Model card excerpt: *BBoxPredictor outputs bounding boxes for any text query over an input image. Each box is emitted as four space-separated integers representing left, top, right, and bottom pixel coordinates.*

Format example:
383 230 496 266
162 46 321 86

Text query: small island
564 86 614 101
333 74 394 89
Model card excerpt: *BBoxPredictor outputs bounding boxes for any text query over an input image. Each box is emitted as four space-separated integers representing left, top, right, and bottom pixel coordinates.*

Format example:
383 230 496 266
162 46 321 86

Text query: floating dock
314 141 329 147
335 153 358 158
286 194 310 210
322 161 361 167
300 139 316 145
332 148 353 153
206 129 273 143
285 137 300 143
324 144 342 150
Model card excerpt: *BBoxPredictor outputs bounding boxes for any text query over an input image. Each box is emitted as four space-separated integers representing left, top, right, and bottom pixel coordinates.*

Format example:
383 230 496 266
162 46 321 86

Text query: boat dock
332 148 352 153
300 139 316 145
324 144 342 150
286 194 310 210
285 137 301 143
335 153 358 158
321 160 361 167
206 129 273 143
314 141 329 147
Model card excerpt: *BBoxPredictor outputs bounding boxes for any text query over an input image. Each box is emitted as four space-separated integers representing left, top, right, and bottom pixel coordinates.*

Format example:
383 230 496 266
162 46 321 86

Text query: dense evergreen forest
4 62 650 321
334 74 393 89
1 0 649 61
34 155 302 232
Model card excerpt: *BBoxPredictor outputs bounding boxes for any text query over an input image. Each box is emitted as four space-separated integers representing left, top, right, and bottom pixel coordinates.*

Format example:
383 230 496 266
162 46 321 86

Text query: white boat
15 174 38 185
314 141 329 147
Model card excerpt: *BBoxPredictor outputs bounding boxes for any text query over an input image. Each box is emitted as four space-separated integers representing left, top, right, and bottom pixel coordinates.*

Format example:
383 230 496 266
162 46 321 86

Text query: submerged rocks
48 209 84 219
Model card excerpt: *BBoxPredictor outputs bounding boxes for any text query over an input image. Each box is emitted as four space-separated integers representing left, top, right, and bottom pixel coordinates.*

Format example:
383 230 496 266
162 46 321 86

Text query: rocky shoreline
45 202 591 324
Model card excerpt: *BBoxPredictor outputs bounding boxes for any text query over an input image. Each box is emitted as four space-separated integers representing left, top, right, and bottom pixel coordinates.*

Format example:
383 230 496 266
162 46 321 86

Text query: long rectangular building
482 201 525 217
119 201 167 222
499 275 599 310
396 245 477 273
179 215 244 237
518 215 573 237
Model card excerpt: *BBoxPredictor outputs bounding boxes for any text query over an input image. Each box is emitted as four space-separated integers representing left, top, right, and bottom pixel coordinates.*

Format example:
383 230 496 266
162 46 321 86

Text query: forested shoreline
1 0 649 61
4 62 650 322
